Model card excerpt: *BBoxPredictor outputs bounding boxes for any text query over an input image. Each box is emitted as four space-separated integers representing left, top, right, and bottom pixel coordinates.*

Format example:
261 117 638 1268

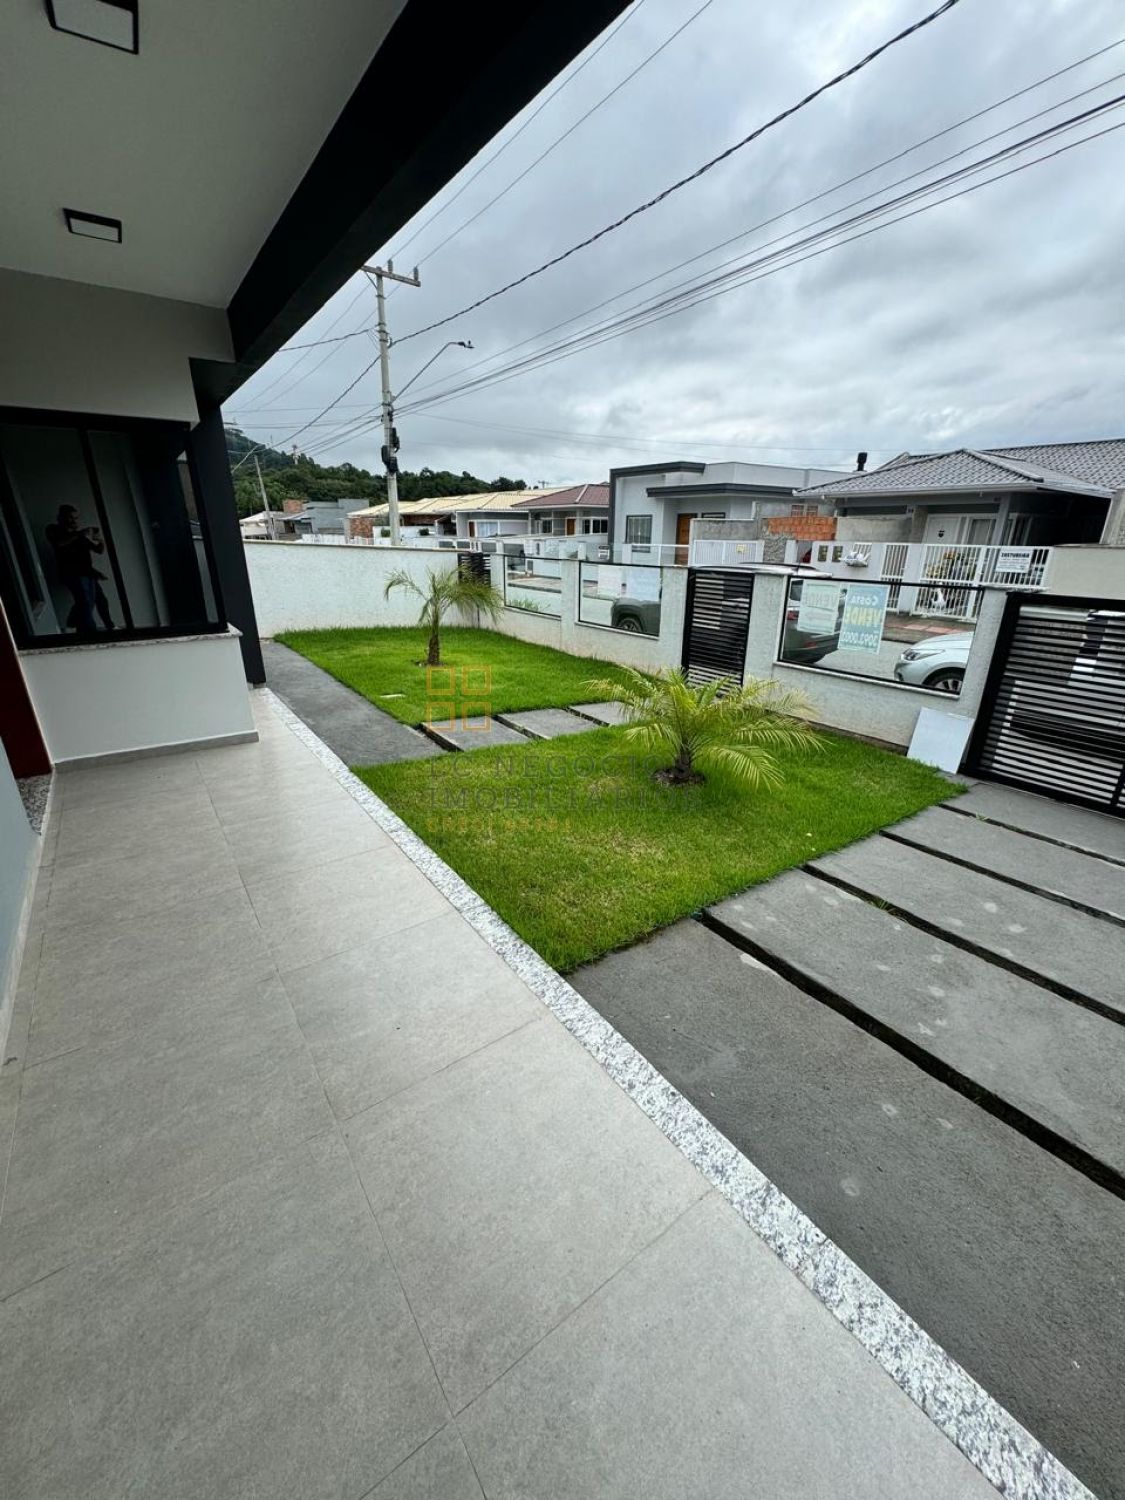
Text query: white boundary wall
20 629 254 765
744 569 1006 749
247 540 460 634
245 539 687 670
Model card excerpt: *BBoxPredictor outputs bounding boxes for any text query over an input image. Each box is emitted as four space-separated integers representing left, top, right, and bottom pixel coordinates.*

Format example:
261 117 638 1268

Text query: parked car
894 632 972 693
611 596 660 634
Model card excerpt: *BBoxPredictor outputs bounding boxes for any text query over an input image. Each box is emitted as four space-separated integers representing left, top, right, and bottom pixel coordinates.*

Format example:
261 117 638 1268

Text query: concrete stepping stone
708 870 1125 1179
950 784 1125 864
422 714 530 752
569 701 631 726
571 918 1125 1499
495 708 594 740
809 836 1125 1019
890 807 1125 919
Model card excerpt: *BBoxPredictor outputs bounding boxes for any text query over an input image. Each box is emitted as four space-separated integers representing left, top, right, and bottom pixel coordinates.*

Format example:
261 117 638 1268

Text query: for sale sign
838 581 890 654
795 580 843 634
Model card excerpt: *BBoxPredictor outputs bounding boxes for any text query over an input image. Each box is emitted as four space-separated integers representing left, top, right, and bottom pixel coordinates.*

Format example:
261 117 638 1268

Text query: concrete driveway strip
888 806 1125 919
261 639 441 765
570 919 1125 1500
707 871 1125 1182
947 783 1125 864
809 835 1125 1019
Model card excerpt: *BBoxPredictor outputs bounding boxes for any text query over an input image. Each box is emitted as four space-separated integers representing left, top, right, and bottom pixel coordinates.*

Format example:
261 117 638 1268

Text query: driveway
571 781 1125 1500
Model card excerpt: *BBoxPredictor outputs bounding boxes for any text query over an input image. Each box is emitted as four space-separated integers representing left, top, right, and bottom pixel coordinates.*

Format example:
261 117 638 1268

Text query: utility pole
253 453 274 540
363 260 420 545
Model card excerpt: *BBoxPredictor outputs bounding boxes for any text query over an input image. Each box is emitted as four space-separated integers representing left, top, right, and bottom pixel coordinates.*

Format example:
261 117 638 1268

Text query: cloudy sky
226 0 1125 486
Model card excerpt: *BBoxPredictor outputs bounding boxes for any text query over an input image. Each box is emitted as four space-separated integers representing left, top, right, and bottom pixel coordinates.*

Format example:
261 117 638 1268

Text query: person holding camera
45 504 116 634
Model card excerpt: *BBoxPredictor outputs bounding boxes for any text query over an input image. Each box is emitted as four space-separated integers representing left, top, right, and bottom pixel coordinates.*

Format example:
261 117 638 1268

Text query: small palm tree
586 665 819 787
383 565 502 666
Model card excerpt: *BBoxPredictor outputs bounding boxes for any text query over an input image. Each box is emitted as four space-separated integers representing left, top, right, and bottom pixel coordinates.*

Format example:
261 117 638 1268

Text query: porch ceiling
2 0 407 306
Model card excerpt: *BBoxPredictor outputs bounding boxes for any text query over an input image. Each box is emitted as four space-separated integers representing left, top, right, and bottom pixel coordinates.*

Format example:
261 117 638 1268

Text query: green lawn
359 725 959 971
275 626 632 725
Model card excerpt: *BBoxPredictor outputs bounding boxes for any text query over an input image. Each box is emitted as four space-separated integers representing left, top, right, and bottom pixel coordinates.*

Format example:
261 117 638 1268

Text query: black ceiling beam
198 0 628 406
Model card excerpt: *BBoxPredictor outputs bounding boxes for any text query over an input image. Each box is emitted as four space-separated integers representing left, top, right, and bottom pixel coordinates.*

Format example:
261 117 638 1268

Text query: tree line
224 428 526 518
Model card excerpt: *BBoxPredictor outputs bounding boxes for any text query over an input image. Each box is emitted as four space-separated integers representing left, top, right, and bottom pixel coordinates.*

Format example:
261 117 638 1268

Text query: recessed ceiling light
64 209 123 243
46 0 138 54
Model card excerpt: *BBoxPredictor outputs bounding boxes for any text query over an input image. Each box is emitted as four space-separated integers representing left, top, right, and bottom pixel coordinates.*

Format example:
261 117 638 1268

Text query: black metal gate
681 568 753 685
965 593 1125 816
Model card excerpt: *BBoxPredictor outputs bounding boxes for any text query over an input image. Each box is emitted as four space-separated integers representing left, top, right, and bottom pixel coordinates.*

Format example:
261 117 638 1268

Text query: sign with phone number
838 582 890 654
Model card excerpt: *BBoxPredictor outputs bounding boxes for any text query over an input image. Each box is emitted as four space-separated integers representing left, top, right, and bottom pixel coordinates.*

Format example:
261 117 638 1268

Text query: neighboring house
239 510 304 541
345 486 610 543
509 483 610 540
795 441 1125 548
608 460 846 559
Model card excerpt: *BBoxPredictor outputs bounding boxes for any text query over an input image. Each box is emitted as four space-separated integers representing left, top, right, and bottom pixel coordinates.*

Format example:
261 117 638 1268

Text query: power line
401 0 720 273
396 105 1125 415
394 0 965 345
236 282 372 409
397 41 1124 408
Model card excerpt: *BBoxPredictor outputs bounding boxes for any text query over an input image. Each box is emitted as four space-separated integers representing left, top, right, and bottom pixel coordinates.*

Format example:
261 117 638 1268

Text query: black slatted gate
965 593 1125 815
681 569 753 685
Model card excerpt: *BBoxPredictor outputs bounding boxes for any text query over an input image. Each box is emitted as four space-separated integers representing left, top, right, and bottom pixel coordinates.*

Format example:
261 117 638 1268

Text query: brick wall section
764 514 837 540
281 498 306 514
347 513 376 539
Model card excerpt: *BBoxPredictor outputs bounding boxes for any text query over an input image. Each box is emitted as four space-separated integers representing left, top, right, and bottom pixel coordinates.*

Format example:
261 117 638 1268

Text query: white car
894 632 972 694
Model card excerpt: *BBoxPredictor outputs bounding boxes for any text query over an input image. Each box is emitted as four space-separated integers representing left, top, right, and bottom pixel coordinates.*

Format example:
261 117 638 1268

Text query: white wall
246 540 461 634
20 629 254 765
744 570 1005 750
1044 546 1125 599
0 270 232 422
0 744 38 1058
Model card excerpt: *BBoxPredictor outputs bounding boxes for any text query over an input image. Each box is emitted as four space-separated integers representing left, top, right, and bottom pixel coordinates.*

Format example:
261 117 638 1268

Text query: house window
581 517 608 534
539 517 554 535
0 415 223 646
624 515 652 544
789 503 818 516
700 511 726 520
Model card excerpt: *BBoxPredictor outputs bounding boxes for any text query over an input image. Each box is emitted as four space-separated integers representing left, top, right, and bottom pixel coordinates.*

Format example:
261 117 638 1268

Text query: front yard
276 626 632 724
360 725 958 970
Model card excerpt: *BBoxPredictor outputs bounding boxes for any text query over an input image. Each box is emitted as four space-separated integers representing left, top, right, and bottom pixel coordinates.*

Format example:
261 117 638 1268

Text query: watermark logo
425 664 492 730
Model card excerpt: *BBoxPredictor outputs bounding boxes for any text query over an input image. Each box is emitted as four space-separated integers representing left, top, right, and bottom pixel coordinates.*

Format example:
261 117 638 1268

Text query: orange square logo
425 700 456 731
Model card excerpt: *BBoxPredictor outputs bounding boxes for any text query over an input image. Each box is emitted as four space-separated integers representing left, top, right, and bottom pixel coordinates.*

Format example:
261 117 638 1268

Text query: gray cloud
228 0 1125 484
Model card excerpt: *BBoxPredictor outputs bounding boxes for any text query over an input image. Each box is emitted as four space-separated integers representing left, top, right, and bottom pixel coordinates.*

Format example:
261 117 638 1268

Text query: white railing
878 543 1051 620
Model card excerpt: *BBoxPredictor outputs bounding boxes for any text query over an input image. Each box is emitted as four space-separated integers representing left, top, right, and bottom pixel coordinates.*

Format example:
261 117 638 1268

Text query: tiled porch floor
0 692 1005 1499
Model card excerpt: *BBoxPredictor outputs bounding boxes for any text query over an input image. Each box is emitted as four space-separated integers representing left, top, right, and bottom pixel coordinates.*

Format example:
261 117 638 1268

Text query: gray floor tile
0 1134 448 1500
54 787 221 866
246 846 448 974
459 1195 997 1500
205 766 356 823
56 752 205 811
221 797 391 881
0 976 331 1297
28 887 275 1063
44 826 242 932
346 1018 705 1410
282 910 541 1119
365 1425 484 1500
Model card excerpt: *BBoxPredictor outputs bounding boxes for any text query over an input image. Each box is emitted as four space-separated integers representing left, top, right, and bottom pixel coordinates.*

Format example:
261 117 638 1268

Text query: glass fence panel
578 561 663 636
503 553 563 616
778 576 978 695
